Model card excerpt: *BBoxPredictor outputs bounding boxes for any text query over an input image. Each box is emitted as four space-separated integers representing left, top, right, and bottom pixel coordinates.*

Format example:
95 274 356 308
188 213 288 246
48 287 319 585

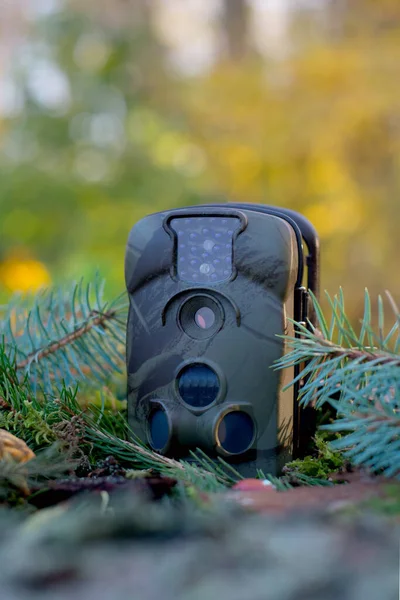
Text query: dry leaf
0 430 35 464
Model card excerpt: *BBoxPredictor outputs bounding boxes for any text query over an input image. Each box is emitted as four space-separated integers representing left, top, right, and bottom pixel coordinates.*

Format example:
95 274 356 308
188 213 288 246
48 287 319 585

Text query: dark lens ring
216 410 255 455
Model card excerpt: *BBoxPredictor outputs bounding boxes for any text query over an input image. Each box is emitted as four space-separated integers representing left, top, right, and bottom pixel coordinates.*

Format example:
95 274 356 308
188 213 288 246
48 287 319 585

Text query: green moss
283 432 345 480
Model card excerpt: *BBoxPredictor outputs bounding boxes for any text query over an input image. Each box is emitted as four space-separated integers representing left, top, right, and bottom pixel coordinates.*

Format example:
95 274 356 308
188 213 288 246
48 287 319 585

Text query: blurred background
0 0 399 322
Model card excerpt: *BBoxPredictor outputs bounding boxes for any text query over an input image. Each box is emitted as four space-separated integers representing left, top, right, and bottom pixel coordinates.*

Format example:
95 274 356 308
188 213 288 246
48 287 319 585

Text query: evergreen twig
16 308 119 370
0 276 128 394
276 288 400 477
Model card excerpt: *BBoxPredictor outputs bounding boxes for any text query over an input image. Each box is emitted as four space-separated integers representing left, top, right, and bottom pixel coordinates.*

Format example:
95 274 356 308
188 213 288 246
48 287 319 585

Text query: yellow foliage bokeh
0 257 52 293
0 1 399 324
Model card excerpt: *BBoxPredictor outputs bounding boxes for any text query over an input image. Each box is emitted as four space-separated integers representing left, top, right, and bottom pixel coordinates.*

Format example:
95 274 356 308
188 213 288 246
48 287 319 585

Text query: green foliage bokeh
0 0 399 322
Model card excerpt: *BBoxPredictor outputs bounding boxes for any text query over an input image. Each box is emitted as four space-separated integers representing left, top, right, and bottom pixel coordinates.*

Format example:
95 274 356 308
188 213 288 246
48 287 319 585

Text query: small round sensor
178 294 224 339
194 306 216 330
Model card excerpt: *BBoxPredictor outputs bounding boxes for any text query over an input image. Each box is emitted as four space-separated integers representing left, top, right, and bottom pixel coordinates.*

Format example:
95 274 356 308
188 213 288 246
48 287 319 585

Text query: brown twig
0 397 20 418
16 309 117 370
0 397 12 412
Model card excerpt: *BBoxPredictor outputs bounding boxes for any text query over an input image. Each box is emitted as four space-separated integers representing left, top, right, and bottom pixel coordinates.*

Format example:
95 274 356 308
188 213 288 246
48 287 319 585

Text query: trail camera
125 203 319 477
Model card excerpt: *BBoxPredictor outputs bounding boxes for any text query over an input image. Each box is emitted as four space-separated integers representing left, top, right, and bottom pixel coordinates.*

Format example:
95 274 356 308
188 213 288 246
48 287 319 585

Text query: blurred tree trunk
68 0 151 28
220 0 250 61
325 0 400 37
325 0 348 39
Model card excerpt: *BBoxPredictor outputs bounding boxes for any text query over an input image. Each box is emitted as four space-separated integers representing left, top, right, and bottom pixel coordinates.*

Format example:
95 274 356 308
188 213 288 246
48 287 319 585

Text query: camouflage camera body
125 203 319 477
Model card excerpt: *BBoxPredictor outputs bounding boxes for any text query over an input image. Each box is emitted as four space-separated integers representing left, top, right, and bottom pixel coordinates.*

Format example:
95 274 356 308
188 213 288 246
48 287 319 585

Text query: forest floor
1 460 399 600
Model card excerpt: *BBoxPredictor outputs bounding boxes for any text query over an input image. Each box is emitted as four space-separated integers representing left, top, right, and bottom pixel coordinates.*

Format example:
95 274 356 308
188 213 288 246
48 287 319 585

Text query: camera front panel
125 206 299 475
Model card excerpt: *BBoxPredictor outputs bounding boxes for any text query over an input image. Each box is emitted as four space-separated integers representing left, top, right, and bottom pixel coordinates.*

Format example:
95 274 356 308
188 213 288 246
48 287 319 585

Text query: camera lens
217 411 255 455
178 294 223 339
177 363 219 408
194 306 215 329
148 409 170 451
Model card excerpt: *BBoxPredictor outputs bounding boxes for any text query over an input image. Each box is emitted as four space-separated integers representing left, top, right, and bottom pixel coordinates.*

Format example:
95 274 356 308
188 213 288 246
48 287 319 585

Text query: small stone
231 479 277 491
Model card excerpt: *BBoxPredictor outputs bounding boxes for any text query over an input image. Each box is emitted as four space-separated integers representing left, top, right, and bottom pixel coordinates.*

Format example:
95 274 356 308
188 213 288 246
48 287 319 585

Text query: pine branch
301 337 400 367
16 308 119 370
275 288 400 409
0 276 128 394
322 399 400 477
276 288 400 477
0 346 87 455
